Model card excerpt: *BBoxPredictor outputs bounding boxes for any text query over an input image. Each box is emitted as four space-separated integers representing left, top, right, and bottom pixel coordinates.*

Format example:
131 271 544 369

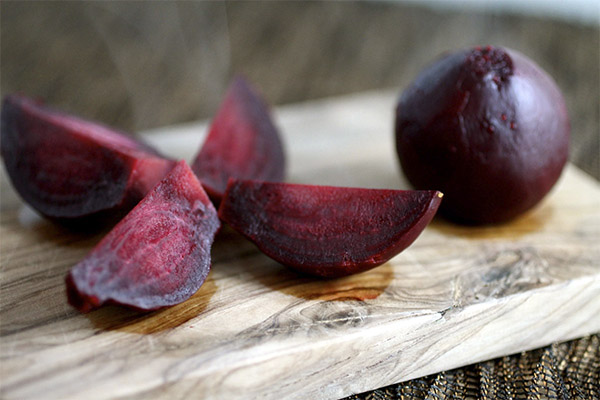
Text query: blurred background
1 1 598 179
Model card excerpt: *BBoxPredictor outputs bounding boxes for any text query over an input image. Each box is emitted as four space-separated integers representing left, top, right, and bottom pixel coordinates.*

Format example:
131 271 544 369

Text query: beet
218 180 442 278
192 76 286 204
1 95 175 220
395 46 569 224
66 161 220 312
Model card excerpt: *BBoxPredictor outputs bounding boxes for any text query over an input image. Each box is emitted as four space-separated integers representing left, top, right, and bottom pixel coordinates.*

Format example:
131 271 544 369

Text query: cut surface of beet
218 180 442 278
192 76 286 203
66 161 220 312
1 95 175 220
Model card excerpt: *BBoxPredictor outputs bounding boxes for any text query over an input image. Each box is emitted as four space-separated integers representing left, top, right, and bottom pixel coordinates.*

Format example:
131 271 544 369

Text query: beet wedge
66 161 220 312
219 180 443 278
192 76 286 204
1 95 175 220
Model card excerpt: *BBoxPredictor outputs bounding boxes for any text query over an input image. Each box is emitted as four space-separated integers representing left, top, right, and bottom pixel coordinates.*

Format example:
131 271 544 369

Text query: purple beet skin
1 95 176 220
219 179 443 278
192 76 286 204
395 46 569 224
67 161 220 312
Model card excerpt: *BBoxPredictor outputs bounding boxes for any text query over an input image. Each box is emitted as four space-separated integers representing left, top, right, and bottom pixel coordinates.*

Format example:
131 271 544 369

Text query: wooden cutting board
1 91 599 400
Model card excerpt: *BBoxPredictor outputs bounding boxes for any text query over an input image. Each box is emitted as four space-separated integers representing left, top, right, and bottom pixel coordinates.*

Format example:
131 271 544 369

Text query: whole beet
395 46 569 224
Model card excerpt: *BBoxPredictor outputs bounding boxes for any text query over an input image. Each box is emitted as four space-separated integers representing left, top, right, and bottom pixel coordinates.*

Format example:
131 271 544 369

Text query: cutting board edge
82 273 600 400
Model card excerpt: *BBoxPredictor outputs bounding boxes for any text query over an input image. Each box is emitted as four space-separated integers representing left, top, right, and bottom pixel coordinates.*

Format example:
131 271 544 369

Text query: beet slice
66 161 220 312
1 95 176 220
191 76 286 204
218 180 443 278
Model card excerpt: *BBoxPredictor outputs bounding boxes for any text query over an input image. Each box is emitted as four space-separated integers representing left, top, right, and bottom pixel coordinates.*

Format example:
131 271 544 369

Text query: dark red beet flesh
218 180 442 278
395 46 569 224
1 95 176 220
192 76 286 204
66 161 220 312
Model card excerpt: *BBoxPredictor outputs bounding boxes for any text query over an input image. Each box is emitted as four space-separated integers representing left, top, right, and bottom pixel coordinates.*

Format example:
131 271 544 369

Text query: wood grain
1 91 599 400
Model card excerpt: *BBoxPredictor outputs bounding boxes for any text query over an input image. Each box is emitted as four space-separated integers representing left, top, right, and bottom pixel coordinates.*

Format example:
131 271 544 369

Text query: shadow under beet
430 201 553 240
85 274 218 335
212 225 395 302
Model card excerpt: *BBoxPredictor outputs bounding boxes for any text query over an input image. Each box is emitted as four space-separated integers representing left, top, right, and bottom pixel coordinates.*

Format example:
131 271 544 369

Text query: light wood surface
1 91 599 400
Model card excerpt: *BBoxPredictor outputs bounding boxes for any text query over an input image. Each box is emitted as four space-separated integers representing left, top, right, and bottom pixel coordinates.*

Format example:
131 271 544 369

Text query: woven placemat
345 334 599 399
